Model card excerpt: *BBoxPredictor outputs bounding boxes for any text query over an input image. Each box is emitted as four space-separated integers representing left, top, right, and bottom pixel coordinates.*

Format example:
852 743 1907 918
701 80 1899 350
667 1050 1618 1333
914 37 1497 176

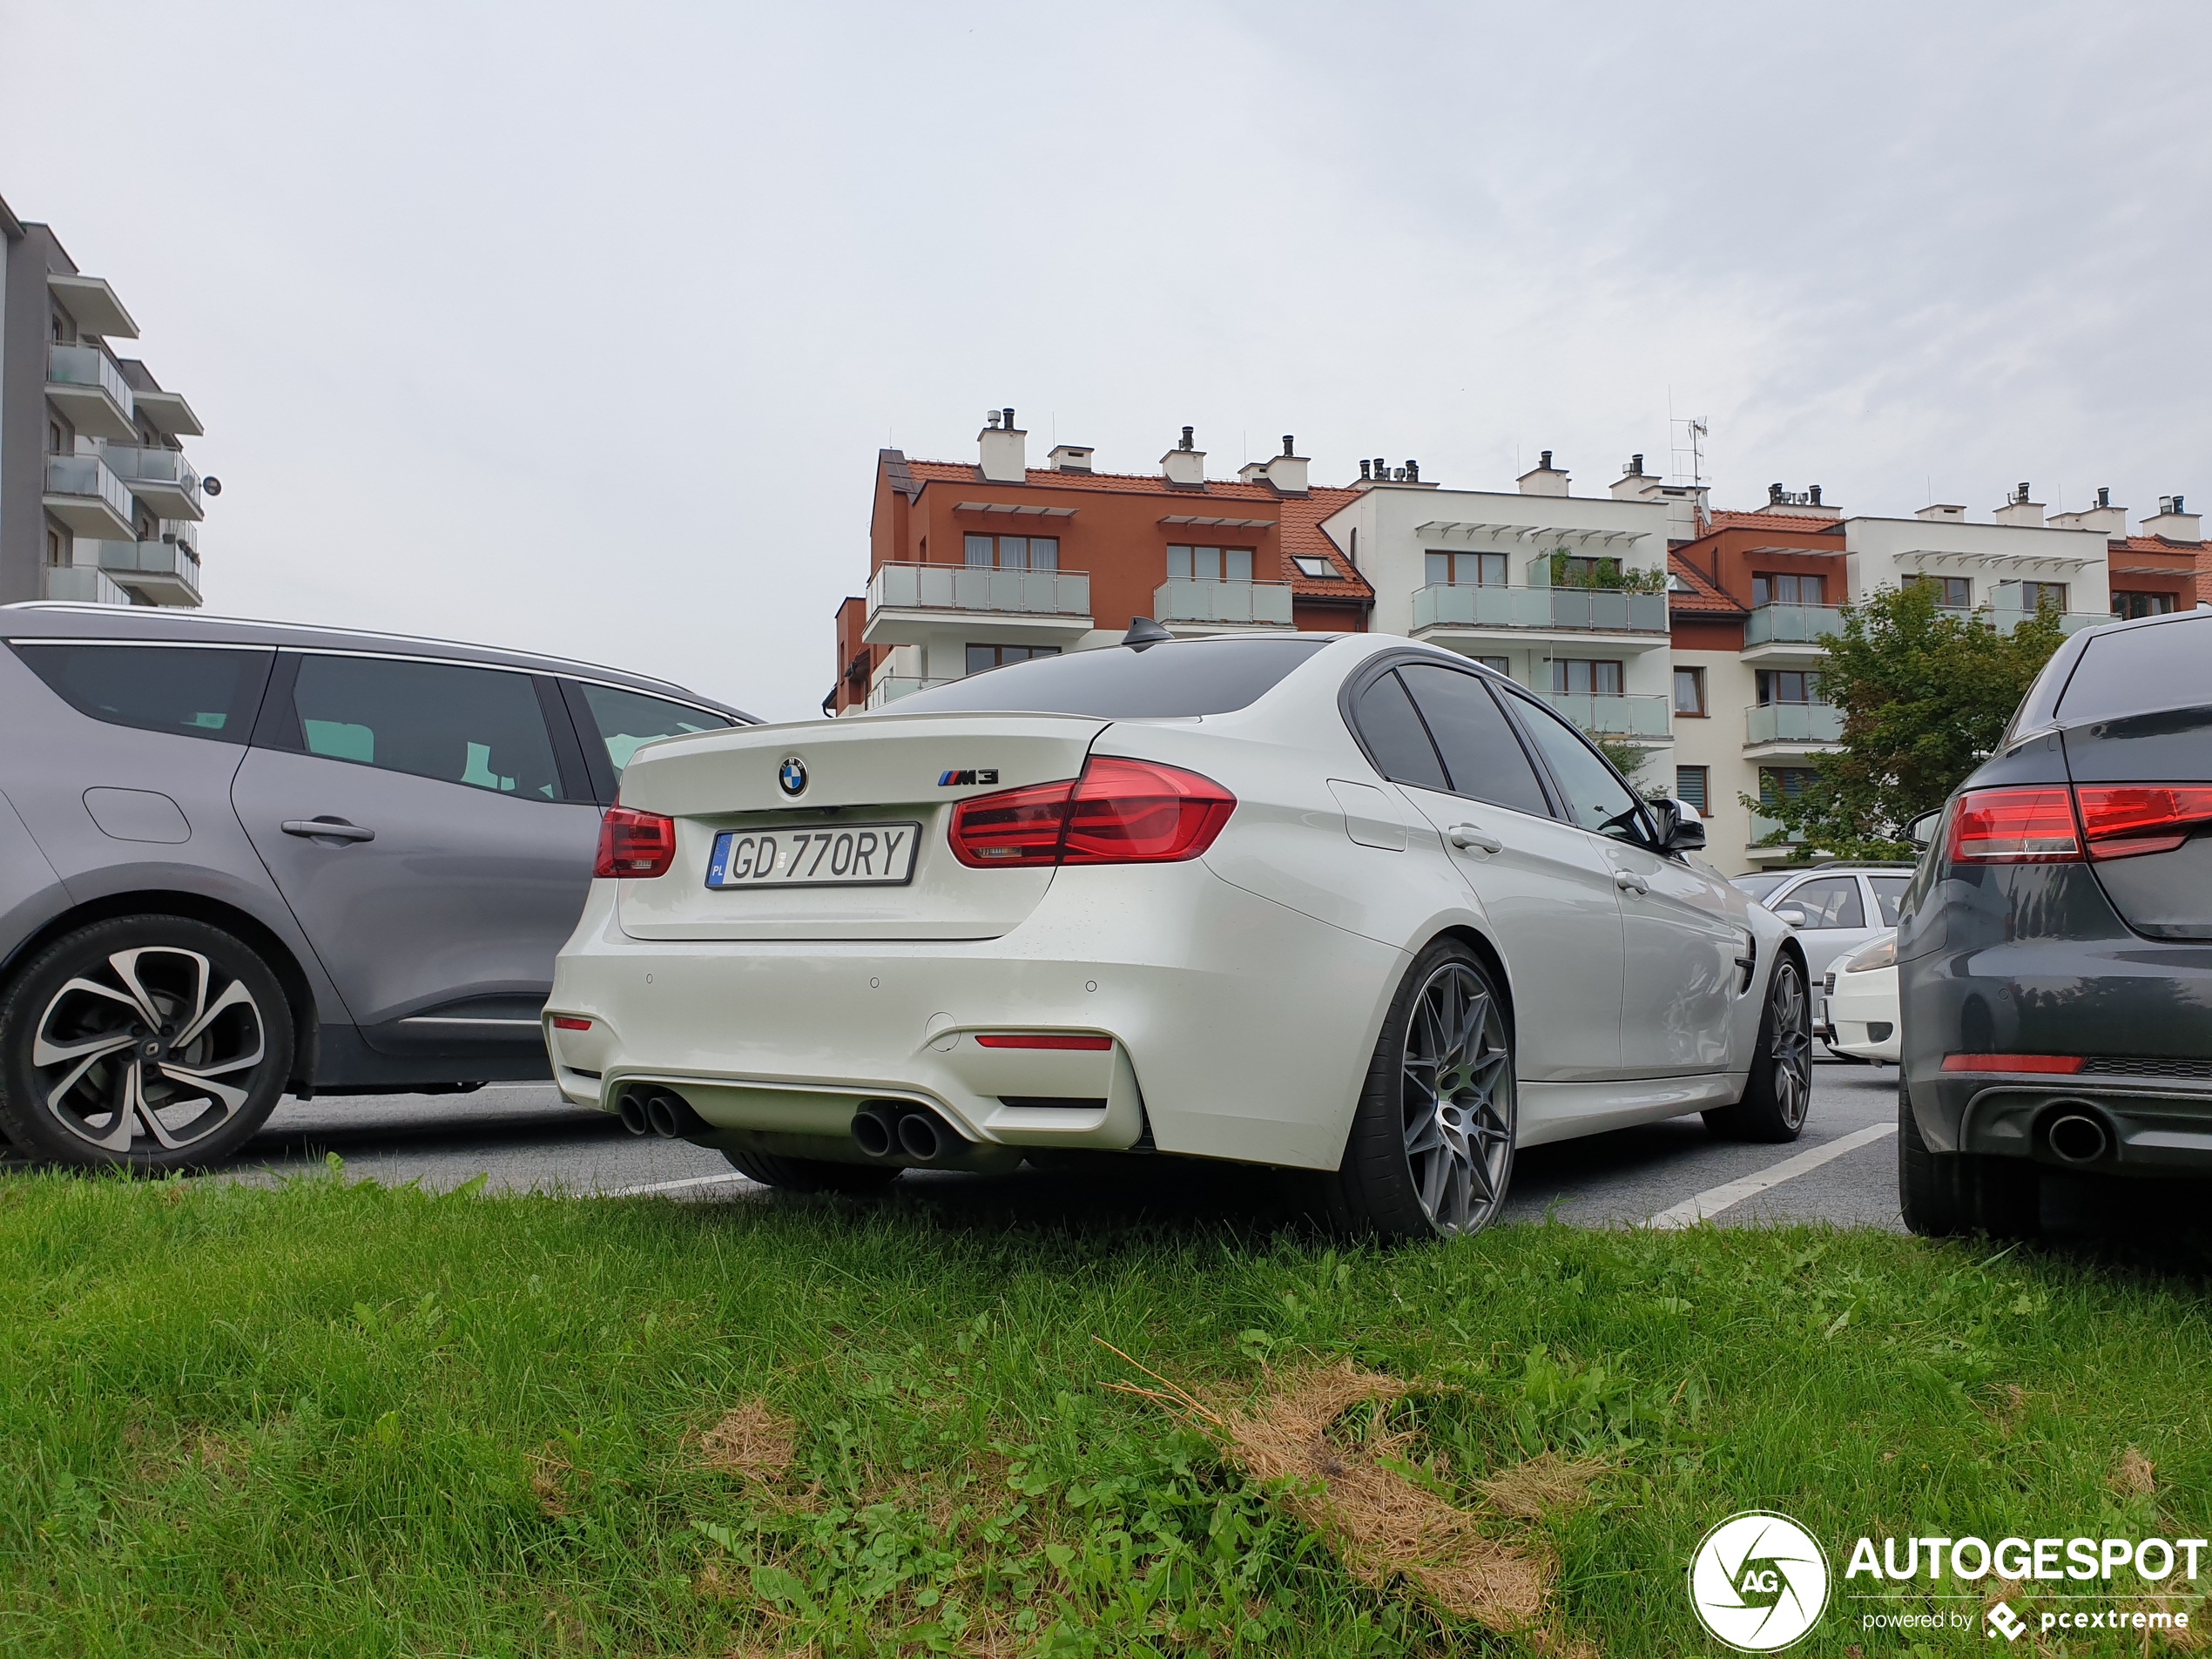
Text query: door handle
1447 825 1501 854
1615 870 1649 894
282 817 375 844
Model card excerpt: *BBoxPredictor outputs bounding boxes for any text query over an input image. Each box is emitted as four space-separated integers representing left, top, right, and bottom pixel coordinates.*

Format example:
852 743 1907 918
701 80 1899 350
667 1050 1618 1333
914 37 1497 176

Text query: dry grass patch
2110 1445 2157 1499
698 1399 799 1486
1477 1452 1608 1521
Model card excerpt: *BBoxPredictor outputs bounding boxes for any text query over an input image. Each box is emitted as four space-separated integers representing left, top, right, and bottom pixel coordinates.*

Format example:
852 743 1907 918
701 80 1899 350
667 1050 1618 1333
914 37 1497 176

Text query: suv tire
720 1148 903 1194
1897 1077 2040 1238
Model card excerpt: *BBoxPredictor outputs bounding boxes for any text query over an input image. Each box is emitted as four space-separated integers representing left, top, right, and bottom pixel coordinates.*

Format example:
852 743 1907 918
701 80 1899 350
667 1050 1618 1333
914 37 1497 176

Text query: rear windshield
887 637 1332 718
2055 616 2212 724
1730 873 1787 902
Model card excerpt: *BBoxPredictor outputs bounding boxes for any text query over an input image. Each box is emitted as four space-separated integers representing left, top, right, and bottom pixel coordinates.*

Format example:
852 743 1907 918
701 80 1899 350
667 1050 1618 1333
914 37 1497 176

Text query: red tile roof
1703 509 1847 536
1667 551 1747 617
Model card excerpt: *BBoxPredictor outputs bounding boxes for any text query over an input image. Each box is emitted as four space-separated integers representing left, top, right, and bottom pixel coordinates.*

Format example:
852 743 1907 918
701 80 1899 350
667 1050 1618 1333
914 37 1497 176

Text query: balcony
1153 577 1293 631
96 443 202 520
42 455 138 540
1742 604 1844 664
863 562 1093 650
80 539 202 607
40 564 132 606
46 345 138 441
1986 599 2107 639
1745 701 1844 754
1545 691 1670 738
863 675 954 711
1411 583 1669 648
1744 810 1803 864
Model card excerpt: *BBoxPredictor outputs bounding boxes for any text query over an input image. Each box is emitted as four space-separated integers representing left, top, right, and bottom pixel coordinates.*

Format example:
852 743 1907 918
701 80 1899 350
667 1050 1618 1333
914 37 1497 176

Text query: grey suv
0 603 748 1170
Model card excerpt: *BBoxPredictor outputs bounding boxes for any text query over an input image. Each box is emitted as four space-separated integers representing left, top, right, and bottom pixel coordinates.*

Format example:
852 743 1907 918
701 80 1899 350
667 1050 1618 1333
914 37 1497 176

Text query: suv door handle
1615 870 1649 894
1447 825 1501 854
282 818 375 844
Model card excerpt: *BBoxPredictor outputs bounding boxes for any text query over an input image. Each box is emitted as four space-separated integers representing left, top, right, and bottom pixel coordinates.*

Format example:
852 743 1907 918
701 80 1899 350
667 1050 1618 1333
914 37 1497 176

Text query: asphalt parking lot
152 1056 1912 1230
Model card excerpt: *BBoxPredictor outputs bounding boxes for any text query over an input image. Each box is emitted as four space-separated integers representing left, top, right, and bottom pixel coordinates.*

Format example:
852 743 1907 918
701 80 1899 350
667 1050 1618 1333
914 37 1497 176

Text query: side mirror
1648 796 1706 853
1774 906 1809 928
1904 808 1943 852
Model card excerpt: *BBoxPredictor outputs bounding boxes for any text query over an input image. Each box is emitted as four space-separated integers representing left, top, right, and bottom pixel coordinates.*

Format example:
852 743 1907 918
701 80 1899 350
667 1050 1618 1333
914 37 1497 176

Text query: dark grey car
0 602 747 1170
1896 606 2212 1234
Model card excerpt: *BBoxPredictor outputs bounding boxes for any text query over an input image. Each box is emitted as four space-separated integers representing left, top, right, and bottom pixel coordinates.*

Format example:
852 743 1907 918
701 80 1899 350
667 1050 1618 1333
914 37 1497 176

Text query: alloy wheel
30 947 270 1153
1768 961 1811 1131
1400 961 1514 1235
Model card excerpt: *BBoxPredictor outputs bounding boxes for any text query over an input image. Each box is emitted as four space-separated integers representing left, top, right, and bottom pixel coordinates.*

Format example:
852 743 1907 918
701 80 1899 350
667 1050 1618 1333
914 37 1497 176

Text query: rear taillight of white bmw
595 806 677 878
1945 784 2212 865
948 757 1235 869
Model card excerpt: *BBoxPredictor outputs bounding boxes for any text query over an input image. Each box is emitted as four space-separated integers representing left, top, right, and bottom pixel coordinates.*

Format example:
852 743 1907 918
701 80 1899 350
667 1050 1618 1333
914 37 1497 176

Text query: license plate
705 823 921 889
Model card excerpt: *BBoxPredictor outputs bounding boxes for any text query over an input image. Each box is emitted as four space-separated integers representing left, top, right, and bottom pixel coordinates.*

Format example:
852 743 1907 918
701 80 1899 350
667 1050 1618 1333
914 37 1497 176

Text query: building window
1475 656 1511 676
2112 590 2178 619
1167 544 1253 581
1756 669 1821 705
46 529 65 567
964 534 1058 570
1759 765 1819 804
965 644 1061 676
1905 574 1972 608
1551 658 1623 697
1291 555 1338 578
49 421 65 455
1557 555 1622 584
1750 572 1824 607
2017 581 2068 611
1673 666 1707 715
1424 550 1506 587
1676 765 1710 814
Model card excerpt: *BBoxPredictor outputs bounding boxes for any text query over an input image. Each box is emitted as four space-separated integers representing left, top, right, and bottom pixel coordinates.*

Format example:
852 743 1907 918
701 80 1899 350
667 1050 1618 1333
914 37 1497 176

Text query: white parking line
1644 1121 1898 1229
598 1170 758 1197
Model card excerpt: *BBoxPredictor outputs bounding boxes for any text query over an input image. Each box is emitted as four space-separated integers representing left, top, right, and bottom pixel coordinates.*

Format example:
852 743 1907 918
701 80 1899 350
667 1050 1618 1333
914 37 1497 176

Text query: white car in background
548 631 1811 1239
1824 930 1900 1063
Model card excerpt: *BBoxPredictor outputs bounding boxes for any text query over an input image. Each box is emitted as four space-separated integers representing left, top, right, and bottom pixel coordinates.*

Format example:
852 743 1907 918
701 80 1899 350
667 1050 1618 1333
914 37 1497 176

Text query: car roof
0 602 753 719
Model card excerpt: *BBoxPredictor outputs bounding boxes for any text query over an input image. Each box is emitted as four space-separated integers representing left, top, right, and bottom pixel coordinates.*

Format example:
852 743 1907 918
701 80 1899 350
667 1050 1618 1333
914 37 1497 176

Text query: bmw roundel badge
778 756 807 797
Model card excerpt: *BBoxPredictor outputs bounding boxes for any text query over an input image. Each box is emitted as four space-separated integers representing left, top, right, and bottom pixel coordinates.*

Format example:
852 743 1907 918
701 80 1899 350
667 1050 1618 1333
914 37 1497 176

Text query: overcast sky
6 3 2206 719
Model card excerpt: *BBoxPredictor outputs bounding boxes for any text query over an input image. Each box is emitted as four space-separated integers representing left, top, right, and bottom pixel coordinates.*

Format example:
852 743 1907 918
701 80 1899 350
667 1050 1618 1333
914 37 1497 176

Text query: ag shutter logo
1689 1511 1831 1651
778 757 807 797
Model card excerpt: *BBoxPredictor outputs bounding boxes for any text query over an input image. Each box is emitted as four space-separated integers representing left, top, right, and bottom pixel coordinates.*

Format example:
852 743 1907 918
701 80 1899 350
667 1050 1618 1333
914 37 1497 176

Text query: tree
1745 583 2067 860
1588 730 1656 790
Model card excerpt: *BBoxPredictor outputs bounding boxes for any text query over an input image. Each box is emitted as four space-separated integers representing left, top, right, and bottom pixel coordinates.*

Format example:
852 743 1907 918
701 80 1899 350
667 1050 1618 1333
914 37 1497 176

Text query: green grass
3 1162 2209 1656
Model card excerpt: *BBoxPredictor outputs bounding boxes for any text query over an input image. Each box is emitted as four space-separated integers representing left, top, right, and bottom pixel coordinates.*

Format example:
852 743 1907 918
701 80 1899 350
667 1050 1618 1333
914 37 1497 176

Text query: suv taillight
1946 787 2081 863
594 806 677 878
949 758 1236 868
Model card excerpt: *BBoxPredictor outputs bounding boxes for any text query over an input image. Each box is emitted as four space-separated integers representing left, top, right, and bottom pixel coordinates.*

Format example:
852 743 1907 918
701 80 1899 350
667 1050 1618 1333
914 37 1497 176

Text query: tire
1703 951 1813 1143
720 1147 904 1194
0 915 295 1173
1312 938 1515 1240
1897 1076 2039 1238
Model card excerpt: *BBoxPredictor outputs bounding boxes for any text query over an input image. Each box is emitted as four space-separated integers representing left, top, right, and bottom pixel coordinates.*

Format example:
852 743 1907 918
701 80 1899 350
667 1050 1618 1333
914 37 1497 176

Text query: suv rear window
2056 615 2212 724
889 637 1331 718
12 643 272 742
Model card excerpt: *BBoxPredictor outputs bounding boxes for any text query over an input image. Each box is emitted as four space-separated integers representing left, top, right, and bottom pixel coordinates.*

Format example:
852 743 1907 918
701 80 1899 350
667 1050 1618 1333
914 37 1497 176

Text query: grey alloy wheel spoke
172 978 254 1049
1400 961 1514 1237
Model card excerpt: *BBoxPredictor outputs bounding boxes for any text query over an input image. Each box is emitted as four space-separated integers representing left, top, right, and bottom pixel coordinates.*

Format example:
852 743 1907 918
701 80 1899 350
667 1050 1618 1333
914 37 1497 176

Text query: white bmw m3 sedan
547 631 1811 1238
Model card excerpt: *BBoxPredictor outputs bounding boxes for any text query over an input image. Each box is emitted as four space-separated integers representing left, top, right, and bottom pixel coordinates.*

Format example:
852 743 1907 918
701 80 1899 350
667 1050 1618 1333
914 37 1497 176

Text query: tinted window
1397 664 1551 815
891 637 1330 718
1868 875 1910 927
1350 671 1448 792
1731 873 1787 902
577 682 732 777
14 644 270 743
287 655 564 799
1508 693 1649 841
2056 616 2212 723
1781 875 1864 928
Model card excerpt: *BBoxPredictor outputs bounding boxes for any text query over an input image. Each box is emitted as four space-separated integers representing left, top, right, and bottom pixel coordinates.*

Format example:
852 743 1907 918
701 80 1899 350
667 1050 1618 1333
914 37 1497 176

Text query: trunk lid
613 711 1107 941
2060 705 2212 940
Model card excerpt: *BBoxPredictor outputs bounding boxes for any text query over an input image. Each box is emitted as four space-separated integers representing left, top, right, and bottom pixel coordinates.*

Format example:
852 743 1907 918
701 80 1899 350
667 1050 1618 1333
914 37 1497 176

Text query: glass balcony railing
868 563 1090 618
44 454 135 523
96 443 201 513
1986 601 2107 638
40 564 131 605
46 344 135 416
1749 810 1801 846
1412 583 1668 635
1743 604 1844 649
1153 578 1293 626
1545 691 1670 737
1746 702 1844 745
83 538 202 596
864 676 953 711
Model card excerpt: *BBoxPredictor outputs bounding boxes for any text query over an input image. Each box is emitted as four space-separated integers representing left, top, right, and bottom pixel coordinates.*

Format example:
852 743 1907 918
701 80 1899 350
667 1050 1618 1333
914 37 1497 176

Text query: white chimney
1608 454 1655 501
2142 494 2202 542
2049 486 2128 537
978 407 1027 483
1048 444 1093 474
1261 435 1309 495
1517 449 1569 497
1993 482 2044 529
1161 426 1205 486
1916 503 1966 523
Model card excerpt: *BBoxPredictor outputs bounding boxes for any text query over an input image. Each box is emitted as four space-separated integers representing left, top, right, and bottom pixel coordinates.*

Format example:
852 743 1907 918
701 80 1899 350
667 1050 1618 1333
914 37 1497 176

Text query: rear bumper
546 860 1406 1171
1914 1071 2212 1173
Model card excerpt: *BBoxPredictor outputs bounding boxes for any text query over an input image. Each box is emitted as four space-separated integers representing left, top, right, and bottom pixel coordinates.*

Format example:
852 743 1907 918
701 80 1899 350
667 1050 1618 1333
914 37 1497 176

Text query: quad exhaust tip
851 1101 955 1164
617 1095 651 1136
619 1089 706 1139
2047 1108 2112 1165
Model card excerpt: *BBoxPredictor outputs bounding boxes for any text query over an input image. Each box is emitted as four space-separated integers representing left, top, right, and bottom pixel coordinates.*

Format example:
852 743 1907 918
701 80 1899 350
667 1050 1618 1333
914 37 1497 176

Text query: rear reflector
949 757 1236 868
594 806 678 878
1946 787 2080 863
550 1015 593 1032
1942 1054 2087 1074
974 1034 1114 1050
2076 785 2212 860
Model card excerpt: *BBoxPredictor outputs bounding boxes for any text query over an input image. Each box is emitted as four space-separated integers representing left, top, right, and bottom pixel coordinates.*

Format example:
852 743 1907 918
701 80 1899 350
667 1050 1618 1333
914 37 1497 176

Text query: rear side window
2056 617 2212 723
13 643 271 742
1349 671 1449 792
891 637 1330 718
1781 875 1864 928
284 654 564 799
576 683 732 776
1397 664 1552 816
1868 874 1910 927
